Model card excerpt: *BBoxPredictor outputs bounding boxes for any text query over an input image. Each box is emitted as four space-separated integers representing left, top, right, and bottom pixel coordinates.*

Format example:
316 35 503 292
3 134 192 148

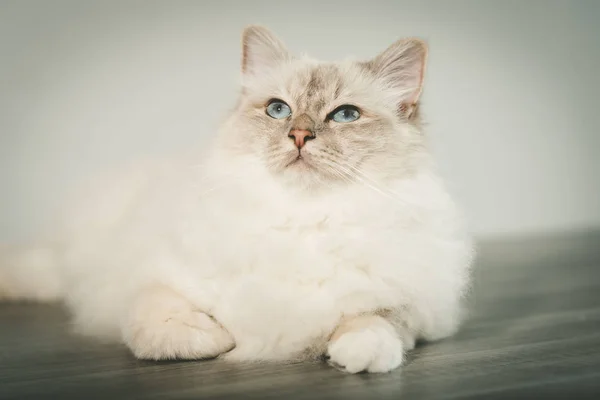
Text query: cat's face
223 26 428 190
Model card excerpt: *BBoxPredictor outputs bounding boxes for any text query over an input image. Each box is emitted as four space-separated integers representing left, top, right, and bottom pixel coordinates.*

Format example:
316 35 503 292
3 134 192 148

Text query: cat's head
220 26 429 191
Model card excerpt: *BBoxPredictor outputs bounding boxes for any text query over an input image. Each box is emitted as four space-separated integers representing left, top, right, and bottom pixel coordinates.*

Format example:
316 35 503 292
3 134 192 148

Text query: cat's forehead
292 64 343 94
282 63 341 110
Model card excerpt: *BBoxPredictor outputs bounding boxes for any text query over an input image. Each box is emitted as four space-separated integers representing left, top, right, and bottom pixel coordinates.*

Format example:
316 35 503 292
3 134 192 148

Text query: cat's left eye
329 105 360 123
266 99 292 119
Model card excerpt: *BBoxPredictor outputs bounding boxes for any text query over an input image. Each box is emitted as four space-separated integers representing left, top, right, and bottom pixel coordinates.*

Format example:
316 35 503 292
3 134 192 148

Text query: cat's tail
0 244 62 302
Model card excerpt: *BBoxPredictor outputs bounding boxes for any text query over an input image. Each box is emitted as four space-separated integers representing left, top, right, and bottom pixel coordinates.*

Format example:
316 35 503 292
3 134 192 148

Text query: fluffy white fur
0 26 473 373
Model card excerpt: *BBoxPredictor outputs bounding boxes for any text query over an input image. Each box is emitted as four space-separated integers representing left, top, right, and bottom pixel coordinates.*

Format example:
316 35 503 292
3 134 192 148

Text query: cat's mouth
285 153 312 169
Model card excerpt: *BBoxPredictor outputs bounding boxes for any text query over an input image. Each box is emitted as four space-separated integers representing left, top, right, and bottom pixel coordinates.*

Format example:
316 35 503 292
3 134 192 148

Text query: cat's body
0 26 473 373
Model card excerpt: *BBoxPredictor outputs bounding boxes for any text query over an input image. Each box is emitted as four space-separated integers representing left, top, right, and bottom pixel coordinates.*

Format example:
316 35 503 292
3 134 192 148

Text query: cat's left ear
242 26 290 79
368 38 428 117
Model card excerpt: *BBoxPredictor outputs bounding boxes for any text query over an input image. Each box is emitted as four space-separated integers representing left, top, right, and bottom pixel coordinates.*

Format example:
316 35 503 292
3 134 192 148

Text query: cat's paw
128 310 235 360
327 316 404 373
122 286 235 360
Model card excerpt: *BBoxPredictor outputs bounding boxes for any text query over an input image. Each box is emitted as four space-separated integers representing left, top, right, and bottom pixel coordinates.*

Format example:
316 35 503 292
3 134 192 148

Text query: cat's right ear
242 26 290 79
367 38 428 118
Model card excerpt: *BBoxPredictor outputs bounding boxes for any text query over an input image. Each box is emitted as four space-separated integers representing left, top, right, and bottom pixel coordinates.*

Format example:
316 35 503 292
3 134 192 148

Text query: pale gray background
1 0 599 242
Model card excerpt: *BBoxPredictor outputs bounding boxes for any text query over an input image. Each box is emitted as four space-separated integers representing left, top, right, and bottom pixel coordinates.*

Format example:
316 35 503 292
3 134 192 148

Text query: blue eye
330 105 360 123
266 100 292 119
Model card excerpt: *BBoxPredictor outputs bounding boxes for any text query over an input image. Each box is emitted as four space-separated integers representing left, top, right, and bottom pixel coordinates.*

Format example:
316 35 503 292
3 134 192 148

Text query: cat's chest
188 201 404 358
191 183 401 274
227 215 374 276
208 215 398 317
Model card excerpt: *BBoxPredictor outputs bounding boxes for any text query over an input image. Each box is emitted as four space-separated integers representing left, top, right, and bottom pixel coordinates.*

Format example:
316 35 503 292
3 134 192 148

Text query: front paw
122 285 235 360
327 316 404 373
127 310 235 360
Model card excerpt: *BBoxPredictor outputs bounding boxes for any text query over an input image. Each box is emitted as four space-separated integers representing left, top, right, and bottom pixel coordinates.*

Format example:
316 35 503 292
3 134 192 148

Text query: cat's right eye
266 99 292 119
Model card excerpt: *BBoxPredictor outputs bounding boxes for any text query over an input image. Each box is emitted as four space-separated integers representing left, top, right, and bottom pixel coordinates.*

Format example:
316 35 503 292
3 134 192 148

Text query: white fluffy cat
0 26 473 373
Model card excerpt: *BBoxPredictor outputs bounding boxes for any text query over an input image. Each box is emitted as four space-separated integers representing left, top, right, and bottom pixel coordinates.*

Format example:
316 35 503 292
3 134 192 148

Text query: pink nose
288 129 315 149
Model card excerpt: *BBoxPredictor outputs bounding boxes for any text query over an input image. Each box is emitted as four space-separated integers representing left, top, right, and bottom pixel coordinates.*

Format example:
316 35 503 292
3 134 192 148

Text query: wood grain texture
1 231 600 399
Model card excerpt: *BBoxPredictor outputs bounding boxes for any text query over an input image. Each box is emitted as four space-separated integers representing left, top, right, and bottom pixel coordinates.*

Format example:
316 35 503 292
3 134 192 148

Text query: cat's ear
242 26 290 79
368 38 428 117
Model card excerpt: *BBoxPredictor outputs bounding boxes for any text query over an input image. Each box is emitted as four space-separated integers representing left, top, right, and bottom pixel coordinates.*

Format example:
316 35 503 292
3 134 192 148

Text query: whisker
318 155 411 205
341 162 409 202
333 163 397 201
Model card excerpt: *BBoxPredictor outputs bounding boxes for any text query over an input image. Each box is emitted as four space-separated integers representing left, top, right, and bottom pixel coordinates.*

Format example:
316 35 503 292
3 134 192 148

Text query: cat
0 26 473 373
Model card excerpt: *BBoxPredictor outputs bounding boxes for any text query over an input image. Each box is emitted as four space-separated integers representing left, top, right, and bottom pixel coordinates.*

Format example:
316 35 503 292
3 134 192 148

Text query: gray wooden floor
1 231 600 399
